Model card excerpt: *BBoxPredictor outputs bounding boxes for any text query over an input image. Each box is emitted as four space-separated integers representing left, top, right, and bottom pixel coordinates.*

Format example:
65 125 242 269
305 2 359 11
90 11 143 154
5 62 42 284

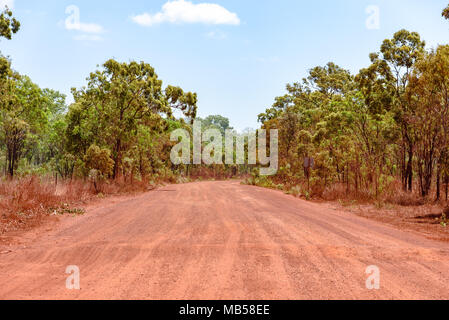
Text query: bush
84 145 115 177
385 191 425 207
84 145 115 192
288 186 302 197
0 176 91 235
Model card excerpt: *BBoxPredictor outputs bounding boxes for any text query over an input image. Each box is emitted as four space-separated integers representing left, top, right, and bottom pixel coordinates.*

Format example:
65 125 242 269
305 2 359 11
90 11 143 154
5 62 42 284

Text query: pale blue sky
1 0 449 130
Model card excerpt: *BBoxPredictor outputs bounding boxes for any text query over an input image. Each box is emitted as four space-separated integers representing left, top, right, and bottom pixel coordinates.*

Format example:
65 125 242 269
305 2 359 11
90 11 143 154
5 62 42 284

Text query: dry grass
265 178 448 240
310 181 449 242
0 177 89 235
331 201 449 242
384 190 426 207
321 183 374 203
0 171 245 237
0 176 155 236
310 181 437 207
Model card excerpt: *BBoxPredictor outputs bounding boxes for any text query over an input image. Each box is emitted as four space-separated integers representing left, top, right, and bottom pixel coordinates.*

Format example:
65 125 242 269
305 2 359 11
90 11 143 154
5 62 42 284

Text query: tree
443 4 449 20
84 144 114 177
201 115 233 135
71 59 198 179
258 62 363 194
84 144 114 192
0 75 49 177
0 6 20 40
364 30 425 192
407 45 449 197
256 27 449 201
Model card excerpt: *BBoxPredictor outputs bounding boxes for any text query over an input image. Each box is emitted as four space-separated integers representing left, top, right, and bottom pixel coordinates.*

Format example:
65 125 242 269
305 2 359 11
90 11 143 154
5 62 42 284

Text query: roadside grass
0 170 250 237
0 176 153 236
0 177 91 235
244 175 449 238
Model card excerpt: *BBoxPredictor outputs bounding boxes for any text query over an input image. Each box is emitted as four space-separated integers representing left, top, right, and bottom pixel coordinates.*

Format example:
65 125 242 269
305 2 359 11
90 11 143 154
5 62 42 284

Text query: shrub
288 186 302 197
84 145 115 177
84 145 115 192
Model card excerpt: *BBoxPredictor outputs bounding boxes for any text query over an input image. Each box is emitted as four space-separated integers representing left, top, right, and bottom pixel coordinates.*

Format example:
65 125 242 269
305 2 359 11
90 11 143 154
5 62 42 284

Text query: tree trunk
113 139 122 180
406 146 413 192
7 146 16 178
445 174 449 202
436 167 441 201
401 145 407 191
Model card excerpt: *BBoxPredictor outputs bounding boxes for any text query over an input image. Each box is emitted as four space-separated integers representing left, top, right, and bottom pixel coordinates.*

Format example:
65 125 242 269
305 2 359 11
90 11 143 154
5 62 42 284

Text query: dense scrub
256 17 449 208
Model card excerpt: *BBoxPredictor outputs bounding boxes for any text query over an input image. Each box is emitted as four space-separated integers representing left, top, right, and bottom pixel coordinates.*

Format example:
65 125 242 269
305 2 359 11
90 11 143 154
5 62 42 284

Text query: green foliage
0 6 20 40
245 168 278 189
257 28 449 202
50 204 86 216
199 115 233 135
0 72 59 177
70 59 198 179
84 145 114 178
83 145 114 193
2 3 449 214
443 5 449 20
0 7 241 188
287 186 302 197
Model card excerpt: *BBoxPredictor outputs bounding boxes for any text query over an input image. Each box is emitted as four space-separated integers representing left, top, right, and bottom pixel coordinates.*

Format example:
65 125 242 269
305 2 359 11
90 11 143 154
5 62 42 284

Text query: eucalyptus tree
0 6 20 41
407 45 449 198
0 76 49 177
443 4 449 20
362 29 425 191
201 115 233 135
70 59 197 178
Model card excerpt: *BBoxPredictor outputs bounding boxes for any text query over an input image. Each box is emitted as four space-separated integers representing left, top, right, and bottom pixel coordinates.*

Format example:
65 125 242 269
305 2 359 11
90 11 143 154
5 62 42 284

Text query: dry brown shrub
322 183 373 202
63 180 92 201
0 176 60 214
0 173 189 236
102 177 150 194
0 177 61 235
385 190 426 207
0 176 153 236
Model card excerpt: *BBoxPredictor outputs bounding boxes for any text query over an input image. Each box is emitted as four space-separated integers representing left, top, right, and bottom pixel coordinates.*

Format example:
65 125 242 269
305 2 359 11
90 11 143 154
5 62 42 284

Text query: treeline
4 4 449 204
258 12 449 201
0 7 244 188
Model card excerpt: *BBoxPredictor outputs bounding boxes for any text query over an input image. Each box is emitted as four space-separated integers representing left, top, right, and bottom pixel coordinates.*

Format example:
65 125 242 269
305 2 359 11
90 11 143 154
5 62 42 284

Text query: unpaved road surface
0 181 448 300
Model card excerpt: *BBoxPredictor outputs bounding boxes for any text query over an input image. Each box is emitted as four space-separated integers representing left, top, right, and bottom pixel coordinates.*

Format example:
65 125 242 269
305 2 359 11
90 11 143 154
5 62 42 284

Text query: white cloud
132 0 240 26
0 0 14 9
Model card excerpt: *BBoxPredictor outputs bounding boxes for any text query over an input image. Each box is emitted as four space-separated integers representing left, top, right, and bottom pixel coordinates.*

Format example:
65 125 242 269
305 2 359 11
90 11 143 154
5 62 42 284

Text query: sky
1 0 449 131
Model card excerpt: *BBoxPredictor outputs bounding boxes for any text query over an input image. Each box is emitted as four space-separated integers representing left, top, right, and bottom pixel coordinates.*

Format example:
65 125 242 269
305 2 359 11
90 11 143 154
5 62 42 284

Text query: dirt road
0 181 448 299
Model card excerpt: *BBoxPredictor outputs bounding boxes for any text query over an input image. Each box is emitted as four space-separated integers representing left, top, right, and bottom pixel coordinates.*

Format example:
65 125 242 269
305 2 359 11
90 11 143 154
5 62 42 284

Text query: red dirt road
0 181 448 300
